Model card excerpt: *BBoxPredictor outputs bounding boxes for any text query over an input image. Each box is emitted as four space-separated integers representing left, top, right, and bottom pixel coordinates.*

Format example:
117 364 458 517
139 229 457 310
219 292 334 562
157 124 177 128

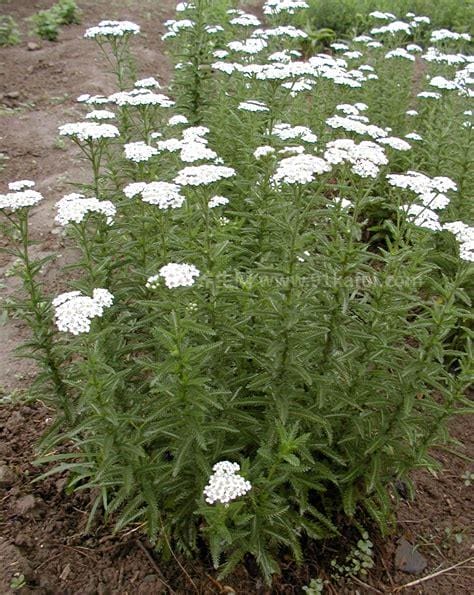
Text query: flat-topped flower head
124 141 158 162
0 188 43 211
59 122 120 142
402 204 441 231
174 165 235 186
168 114 189 126
254 145 275 159
109 89 174 108
84 20 140 39
85 110 116 120
208 195 229 208
203 461 252 505
8 180 35 191
263 0 308 15
140 182 185 209
238 100 269 112
146 263 200 289
53 288 114 335
135 77 161 89
55 193 116 226
272 154 331 185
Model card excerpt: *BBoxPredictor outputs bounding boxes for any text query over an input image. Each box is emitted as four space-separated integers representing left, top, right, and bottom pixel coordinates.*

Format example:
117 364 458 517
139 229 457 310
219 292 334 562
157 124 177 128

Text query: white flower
263 0 308 15
8 180 35 191
208 195 229 208
378 136 411 151
406 110 418 116
254 145 275 159
55 193 116 225
385 48 415 61
417 91 441 99
203 461 252 505
109 89 174 108
443 221 474 243
430 29 471 43
230 13 261 27
326 115 388 139
140 182 185 209
135 77 161 88
324 139 388 178
85 110 116 120
0 189 43 211
168 114 189 126
403 204 441 231
53 288 114 335
405 132 422 141
227 38 267 55
272 154 331 185
272 123 317 143
59 122 120 141
238 100 269 112
174 165 235 186
147 263 200 289
84 20 140 39
124 141 158 162
123 182 147 199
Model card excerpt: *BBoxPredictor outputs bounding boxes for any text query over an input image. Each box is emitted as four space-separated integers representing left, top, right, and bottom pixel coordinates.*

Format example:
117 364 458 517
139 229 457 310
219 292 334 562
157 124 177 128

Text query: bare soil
0 1 473 593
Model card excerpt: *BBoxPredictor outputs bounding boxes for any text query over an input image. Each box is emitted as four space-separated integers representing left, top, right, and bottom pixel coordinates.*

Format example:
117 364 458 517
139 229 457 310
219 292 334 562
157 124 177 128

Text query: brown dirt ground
0 1 473 593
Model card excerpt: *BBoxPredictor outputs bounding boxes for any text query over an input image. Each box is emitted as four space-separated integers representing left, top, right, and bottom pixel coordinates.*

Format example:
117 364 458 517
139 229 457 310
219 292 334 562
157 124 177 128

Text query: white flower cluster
417 91 441 100
326 114 388 139
443 221 474 262
146 263 200 289
254 145 275 159
272 122 317 143
228 38 267 55
8 180 35 191
403 204 441 231
84 20 140 39
385 48 415 62
387 171 457 210
162 18 194 40
59 122 120 142
0 184 43 211
324 139 388 178
238 100 269 112
263 0 308 15
174 164 235 186
124 141 158 162
371 21 412 36
135 77 161 89
378 136 412 151
85 110 116 120
55 193 116 226
168 114 189 126
254 26 307 40
208 195 229 208
369 11 396 20
109 88 174 108
156 126 219 163
140 182 185 209
272 153 331 185
123 182 147 199
77 94 109 105
229 12 261 27
203 461 252 505
53 288 114 335
430 29 471 43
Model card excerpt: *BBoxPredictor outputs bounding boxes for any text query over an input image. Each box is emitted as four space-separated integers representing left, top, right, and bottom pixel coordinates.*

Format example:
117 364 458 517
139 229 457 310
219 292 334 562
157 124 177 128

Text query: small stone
0 464 17 488
14 495 37 516
27 42 40 51
5 91 20 99
395 537 428 574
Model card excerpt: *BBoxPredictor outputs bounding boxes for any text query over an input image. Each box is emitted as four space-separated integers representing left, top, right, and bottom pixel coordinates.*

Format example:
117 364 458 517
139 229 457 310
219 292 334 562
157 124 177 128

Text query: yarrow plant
2 0 473 588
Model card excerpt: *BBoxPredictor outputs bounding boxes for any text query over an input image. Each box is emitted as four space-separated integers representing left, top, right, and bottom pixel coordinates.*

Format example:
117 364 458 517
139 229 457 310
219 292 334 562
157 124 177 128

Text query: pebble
0 463 17 488
395 537 428 574
27 42 40 51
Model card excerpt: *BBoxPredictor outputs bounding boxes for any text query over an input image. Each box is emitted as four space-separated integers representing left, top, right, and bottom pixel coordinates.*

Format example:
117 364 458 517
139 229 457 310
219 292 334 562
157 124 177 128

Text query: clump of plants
1 0 473 587
30 0 81 41
0 15 21 46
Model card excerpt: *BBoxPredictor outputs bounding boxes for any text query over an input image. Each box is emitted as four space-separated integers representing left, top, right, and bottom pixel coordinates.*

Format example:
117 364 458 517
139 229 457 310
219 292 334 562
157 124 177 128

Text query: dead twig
393 556 474 592
135 539 176 594
349 575 385 593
